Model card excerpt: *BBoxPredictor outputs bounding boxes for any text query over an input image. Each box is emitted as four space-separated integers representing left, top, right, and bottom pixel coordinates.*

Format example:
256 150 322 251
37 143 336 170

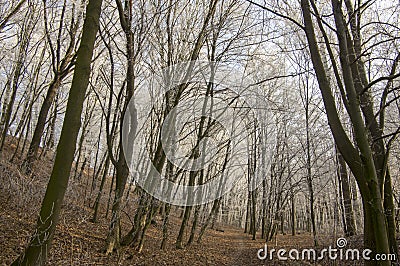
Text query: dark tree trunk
23 78 61 173
336 149 356 236
11 0 102 263
91 155 110 223
300 0 391 264
383 170 398 260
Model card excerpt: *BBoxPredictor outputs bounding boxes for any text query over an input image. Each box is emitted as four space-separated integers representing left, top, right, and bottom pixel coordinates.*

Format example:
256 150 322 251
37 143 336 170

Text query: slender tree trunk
337 160 347 234
0 33 28 151
244 191 250 234
197 198 221 243
176 173 195 249
105 170 116 218
383 169 398 260
91 155 110 223
161 203 171 250
261 179 267 238
104 149 130 254
188 186 202 245
104 0 138 253
43 94 58 157
23 78 61 173
90 115 104 194
11 0 102 263
251 190 257 240
336 148 356 236
305 87 317 247
197 142 230 244
291 186 296 236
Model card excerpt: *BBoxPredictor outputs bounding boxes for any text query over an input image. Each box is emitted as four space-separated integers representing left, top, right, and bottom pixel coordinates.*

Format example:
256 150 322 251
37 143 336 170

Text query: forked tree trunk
104 0 138 254
300 0 391 264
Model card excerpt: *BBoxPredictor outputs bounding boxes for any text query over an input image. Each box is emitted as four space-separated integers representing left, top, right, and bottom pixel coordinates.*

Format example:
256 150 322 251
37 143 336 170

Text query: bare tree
23 0 83 173
11 0 102 263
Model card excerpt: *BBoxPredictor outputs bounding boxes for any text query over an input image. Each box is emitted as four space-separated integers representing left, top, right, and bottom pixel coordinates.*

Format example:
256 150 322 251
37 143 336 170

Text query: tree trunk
261 180 267 238
244 191 250 234
300 0 391 263
305 90 317 247
23 77 61 173
291 187 296 236
197 198 221 243
0 37 27 151
336 148 356 236
161 203 171 250
104 149 130 254
91 155 110 223
251 189 257 240
11 0 102 263
383 169 398 260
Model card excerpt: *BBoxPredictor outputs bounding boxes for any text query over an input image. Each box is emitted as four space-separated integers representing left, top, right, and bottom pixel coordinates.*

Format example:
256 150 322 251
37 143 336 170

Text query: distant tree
0 3 36 151
0 0 27 31
22 0 83 173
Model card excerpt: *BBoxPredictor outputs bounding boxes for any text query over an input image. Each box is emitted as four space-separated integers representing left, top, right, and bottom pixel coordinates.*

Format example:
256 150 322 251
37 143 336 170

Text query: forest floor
0 138 384 265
